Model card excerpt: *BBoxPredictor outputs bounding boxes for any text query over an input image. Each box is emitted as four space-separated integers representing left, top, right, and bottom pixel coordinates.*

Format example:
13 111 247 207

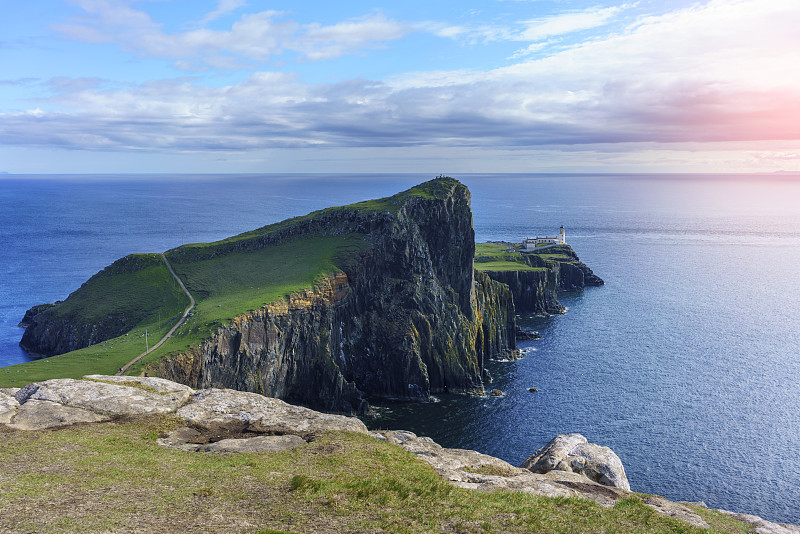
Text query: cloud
54 1 409 68
5 0 798 158
194 0 247 26
427 4 631 45
518 5 629 41
0 78 39 86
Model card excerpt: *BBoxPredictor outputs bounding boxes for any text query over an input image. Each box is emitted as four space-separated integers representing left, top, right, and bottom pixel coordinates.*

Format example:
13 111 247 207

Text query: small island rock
521 433 630 491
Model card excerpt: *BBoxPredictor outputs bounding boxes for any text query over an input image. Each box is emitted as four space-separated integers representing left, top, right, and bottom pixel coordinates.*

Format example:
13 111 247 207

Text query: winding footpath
116 253 195 376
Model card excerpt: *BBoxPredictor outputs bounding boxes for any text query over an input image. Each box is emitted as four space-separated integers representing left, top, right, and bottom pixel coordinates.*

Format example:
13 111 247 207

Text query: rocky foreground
2 376 797 534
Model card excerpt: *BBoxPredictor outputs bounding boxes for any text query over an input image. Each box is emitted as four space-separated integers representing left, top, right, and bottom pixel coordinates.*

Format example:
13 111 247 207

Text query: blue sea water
2 173 799 523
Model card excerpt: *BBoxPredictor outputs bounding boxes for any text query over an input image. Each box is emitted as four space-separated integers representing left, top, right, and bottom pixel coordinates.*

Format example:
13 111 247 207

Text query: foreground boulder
521 433 630 491
0 391 19 424
2 375 367 437
175 388 368 436
14 377 193 416
7 400 109 431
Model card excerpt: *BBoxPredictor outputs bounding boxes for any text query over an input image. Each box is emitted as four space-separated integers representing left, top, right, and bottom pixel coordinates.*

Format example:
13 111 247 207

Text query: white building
523 226 566 250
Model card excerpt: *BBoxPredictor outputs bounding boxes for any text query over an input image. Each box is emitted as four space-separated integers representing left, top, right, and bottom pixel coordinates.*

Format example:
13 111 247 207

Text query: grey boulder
0 391 20 424
200 435 307 453
176 388 368 436
14 378 193 416
521 433 630 491
7 399 109 431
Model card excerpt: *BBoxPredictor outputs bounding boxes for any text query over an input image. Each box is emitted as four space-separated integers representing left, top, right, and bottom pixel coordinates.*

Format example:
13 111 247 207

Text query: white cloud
195 0 247 26
5 0 797 171
508 41 551 59
518 5 629 41
54 2 409 68
426 4 632 44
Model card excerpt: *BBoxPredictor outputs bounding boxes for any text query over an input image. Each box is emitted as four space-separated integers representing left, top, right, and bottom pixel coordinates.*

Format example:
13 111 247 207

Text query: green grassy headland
474 243 544 272
1 178 458 387
0 416 752 533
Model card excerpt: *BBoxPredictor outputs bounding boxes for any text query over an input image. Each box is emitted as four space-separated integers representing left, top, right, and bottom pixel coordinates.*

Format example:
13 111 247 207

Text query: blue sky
1 0 798 174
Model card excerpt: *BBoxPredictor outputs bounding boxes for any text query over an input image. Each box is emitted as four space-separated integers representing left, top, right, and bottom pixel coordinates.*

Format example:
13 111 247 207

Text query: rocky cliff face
482 246 603 316
149 178 515 413
554 247 604 290
480 270 565 315
19 315 126 358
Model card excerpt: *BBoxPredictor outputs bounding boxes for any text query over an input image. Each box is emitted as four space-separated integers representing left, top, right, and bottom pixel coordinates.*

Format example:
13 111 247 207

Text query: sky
1 0 799 174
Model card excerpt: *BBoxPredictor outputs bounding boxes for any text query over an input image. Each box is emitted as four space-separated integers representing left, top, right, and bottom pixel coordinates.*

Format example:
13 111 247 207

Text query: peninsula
11 177 598 414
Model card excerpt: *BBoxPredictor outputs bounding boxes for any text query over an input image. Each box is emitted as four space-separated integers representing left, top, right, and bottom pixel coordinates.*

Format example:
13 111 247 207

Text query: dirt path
116 253 195 376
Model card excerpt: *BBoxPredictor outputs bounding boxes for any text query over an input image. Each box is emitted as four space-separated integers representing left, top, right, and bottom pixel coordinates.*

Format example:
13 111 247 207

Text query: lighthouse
559 225 566 244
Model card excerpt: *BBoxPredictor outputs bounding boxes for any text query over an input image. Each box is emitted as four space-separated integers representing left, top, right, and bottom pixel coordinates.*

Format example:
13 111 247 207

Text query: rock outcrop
0 390 21 424
481 269 565 315
374 429 708 530
3 375 795 533
2 375 367 437
520 433 630 491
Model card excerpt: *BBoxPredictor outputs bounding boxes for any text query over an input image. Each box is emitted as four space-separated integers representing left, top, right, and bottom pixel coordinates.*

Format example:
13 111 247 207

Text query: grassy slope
0 417 751 534
46 253 188 325
126 234 371 374
1 255 189 387
474 243 544 272
1 179 459 386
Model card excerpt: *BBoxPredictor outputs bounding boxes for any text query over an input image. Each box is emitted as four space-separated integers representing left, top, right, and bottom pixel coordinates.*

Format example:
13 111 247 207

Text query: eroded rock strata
482 245 604 316
146 178 516 413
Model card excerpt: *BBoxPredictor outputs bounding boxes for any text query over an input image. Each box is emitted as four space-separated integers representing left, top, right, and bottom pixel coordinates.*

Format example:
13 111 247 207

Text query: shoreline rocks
2 375 796 533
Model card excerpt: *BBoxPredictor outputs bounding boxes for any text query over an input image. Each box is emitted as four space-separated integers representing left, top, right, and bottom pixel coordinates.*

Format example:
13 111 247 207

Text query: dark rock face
150 178 516 413
554 248 604 289
474 271 516 362
483 246 603 316
17 303 57 328
19 315 127 359
481 270 565 315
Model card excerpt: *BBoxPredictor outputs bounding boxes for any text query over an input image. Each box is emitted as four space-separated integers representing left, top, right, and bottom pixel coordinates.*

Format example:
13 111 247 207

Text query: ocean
1 173 799 523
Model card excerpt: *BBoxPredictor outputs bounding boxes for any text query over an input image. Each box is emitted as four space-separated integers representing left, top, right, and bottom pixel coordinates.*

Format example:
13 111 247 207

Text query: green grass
1 254 189 387
125 233 370 373
0 311 182 387
474 243 543 273
0 233 369 387
0 417 751 533
46 253 188 326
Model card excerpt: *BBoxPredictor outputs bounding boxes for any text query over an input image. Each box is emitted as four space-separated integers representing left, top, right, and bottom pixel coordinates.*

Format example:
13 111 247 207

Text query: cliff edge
475 242 603 316
19 178 515 413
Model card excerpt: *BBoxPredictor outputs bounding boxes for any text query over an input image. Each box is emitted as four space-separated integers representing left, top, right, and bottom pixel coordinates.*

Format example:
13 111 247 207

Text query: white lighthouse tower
559 225 566 244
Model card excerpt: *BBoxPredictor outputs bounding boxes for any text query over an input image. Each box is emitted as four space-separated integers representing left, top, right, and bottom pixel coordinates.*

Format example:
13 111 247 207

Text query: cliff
476 243 603 316
150 179 516 412
20 178 515 413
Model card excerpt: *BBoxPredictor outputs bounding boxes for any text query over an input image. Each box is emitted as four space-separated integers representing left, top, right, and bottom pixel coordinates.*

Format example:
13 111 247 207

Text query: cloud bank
1 0 798 165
